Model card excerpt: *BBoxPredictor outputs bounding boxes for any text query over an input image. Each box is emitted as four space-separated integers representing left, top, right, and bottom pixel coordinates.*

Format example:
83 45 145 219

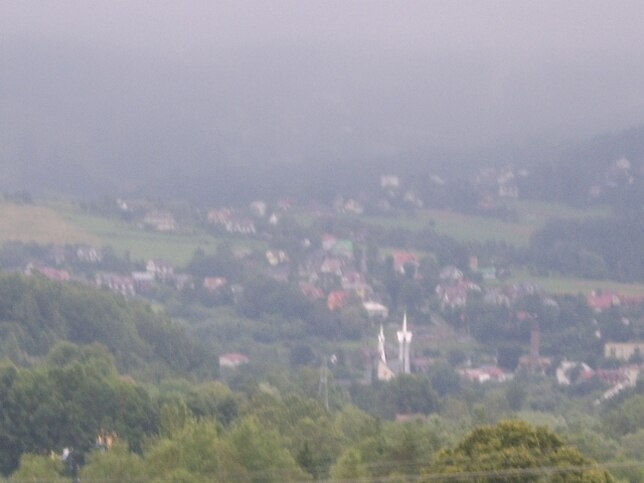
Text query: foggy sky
2 1 644 193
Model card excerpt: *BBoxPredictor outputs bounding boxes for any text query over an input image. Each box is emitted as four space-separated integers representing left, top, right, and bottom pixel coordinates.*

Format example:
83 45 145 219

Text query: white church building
376 313 413 381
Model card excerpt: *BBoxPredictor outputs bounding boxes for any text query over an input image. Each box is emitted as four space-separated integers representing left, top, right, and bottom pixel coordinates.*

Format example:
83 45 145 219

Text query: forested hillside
0 273 216 378
529 216 644 281
0 273 643 480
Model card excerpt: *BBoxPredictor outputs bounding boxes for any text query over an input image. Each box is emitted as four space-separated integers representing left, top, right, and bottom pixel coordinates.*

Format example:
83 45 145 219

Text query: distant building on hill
392 251 418 276
203 276 227 292
143 211 176 232
587 291 620 312
146 259 174 281
95 273 135 297
459 366 512 383
363 301 389 320
29 265 71 282
219 352 249 368
76 246 103 264
604 342 644 361
380 175 400 190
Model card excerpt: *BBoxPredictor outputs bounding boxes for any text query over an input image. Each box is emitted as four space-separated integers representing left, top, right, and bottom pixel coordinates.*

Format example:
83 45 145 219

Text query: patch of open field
54 206 263 266
294 209 534 245
425 209 534 246
0 203 99 245
494 269 644 296
296 201 610 247
508 200 610 225
379 246 435 261
362 209 535 246
54 210 212 265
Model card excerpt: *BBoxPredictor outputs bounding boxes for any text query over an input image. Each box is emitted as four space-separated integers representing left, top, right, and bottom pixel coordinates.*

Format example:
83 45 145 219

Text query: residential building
604 342 644 361
219 352 249 368
143 211 176 231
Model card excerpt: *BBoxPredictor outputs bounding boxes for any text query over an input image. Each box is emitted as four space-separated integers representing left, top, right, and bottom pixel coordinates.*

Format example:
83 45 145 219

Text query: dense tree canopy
426 420 614 482
0 348 158 475
0 273 216 377
530 216 644 282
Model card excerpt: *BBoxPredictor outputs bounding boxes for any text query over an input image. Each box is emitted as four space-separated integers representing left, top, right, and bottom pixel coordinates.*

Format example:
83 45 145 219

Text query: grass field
296 200 610 247
0 199 620 277
508 200 609 225
0 200 265 266
294 209 535 245
492 269 644 296
0 203 100 245
50 204 264 266
420 209 534 246
379 246 435 261
60 210 218 265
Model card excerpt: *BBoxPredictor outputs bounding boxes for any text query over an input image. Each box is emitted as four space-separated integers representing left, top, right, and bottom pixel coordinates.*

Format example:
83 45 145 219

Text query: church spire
378 324 387 363
396 312 413 374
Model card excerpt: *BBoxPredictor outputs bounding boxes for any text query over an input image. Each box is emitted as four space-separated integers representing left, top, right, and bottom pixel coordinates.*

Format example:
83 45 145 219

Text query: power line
61 458 644 482
312 460 644 483
318 355 329 411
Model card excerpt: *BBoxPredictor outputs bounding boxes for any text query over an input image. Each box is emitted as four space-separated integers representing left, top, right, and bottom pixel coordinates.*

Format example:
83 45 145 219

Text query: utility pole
318 356 329 411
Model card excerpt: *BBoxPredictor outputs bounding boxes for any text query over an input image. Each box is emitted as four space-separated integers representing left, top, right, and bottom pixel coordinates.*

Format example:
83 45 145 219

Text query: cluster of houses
94 259 196 297
118 168 526 243
556 343 644 404
378 175 424 211
435 266 481 309
205 200 290 236
124 200 275 235
16 243 196 298
116 199 178 232
9 193 644 397
434 262 545 311
23 244 105 282
142 210 176 232
386 317 643 404
207 208 257 235
586 290 644 311
588 157 643 199
293 233 397 319
472 166 525 206
324 175 428 217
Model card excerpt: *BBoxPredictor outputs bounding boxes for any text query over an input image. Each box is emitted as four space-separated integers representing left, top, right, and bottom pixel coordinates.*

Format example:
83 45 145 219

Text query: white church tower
378 324 387 364
376 314 413 381
397 312 413 374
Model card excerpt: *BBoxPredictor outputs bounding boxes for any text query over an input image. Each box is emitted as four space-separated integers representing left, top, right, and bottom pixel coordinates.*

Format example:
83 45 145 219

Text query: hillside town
5 3 644 480
3 170 642 409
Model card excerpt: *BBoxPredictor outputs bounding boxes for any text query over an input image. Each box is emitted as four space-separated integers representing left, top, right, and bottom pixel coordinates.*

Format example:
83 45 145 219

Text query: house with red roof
392 251 419 275
458 366 512 383
143 210 176 232
327 290 350 311
33 265 71 282
321 234 338 252
587 291 620 311
219 352 249 368
203 277 227 292
299 282 324 301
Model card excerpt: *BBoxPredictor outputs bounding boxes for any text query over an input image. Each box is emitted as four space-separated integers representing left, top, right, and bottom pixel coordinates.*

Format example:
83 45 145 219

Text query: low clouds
1 1 644 180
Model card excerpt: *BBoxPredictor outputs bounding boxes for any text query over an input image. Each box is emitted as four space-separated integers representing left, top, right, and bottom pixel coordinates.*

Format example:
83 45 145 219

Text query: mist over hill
2 2 644 204
1 39 462 201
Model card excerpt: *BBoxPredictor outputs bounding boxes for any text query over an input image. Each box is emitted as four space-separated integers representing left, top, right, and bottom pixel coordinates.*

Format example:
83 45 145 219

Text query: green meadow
423 201 608 246
296 200 610 247
51 204 263 266
58 210 215 265
492 268 644 297
0 200 264 266
0 201 609 268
